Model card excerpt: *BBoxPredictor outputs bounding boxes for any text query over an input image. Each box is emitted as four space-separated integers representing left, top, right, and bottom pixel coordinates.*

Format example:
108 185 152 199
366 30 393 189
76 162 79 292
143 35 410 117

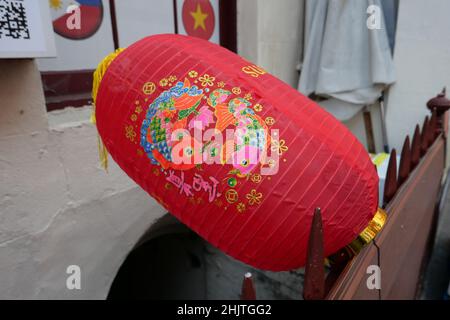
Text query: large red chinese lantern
93 34 382 271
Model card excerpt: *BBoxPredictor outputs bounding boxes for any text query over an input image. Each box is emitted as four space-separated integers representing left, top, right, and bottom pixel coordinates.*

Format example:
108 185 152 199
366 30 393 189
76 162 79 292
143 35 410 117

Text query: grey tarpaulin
298 0 396 121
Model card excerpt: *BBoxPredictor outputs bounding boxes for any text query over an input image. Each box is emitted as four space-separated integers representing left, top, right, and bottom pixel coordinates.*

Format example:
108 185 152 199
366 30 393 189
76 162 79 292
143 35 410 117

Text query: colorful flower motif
125 125 136 141
253 103 263 112
232 145 260 174
140 78 271 176
206 140 228 164
207 89 231 107
235 127 250 146
188 105 214 130
135 106 143 114
217 81 225 88
141 78 204 169
246 189 263 205
238 117 253 128
188 70 198 78
159 78 169 86
271 139 288 155
232 87 241 95
236 202 246 213
131 114 138 121
233 103 249 117
244 93 252 100
162 109 177 119
169 75 177 82
199 74 215 87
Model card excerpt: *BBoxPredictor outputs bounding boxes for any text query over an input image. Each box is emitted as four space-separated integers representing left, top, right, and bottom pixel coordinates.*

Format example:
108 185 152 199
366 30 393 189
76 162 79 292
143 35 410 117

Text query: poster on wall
37 0 114 71
0 0 56 58
176 0 219 44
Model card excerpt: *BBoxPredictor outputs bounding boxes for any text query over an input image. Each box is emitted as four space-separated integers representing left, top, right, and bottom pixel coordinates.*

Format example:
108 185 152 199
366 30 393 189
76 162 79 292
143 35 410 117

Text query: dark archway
107 215 206 299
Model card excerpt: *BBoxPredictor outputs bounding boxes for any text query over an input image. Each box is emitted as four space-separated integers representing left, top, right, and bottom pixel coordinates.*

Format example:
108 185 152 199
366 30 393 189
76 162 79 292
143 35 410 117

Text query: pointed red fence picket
429 110 438 141
241 272 256 300
421 116 429 156
398 136 411 186
411 125 421 169
383 149 397 206
303 208 325 300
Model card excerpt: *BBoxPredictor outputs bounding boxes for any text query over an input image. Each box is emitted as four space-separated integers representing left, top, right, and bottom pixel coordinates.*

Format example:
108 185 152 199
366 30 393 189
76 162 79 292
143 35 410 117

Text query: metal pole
379 93 390 153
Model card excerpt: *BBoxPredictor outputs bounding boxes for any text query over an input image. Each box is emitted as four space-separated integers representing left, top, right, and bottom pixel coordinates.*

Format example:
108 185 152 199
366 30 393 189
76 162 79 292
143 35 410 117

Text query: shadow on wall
107 214 305 300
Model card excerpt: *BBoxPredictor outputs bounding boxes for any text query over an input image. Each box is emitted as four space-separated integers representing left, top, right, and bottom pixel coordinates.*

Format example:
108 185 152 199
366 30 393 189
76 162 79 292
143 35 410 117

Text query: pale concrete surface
205 243 304 300
0 59 166 299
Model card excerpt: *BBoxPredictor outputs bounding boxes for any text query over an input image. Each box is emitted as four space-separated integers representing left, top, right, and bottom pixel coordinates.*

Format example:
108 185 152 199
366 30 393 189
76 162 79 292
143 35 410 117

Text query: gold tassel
91 48 125 171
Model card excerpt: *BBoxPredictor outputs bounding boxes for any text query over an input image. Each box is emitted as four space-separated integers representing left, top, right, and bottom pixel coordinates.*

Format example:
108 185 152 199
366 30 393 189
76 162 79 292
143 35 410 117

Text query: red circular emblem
51 0 103 40
182 0 215 40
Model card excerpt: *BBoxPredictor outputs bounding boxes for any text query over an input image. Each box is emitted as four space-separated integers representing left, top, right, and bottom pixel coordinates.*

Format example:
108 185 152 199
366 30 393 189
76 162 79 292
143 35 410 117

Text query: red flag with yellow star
182 0 215 40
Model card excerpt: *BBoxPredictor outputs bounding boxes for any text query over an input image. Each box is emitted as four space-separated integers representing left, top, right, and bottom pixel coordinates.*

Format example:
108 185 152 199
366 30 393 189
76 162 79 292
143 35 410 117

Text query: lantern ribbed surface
95 34 378 271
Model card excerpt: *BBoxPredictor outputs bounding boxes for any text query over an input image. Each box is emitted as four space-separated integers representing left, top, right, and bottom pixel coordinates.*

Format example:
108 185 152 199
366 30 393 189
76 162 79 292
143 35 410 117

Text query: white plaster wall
237 0 448 156
0 59 166 299
385 0 450 151
114 0 175 47
237 0 304 88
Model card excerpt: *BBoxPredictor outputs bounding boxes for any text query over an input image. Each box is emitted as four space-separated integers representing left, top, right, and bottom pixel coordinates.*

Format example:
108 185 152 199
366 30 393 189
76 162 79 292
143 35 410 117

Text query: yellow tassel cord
91 48 125 171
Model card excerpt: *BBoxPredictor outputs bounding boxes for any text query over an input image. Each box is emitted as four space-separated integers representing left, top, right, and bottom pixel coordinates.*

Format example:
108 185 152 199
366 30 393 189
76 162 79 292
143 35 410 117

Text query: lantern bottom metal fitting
347 208 387 255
